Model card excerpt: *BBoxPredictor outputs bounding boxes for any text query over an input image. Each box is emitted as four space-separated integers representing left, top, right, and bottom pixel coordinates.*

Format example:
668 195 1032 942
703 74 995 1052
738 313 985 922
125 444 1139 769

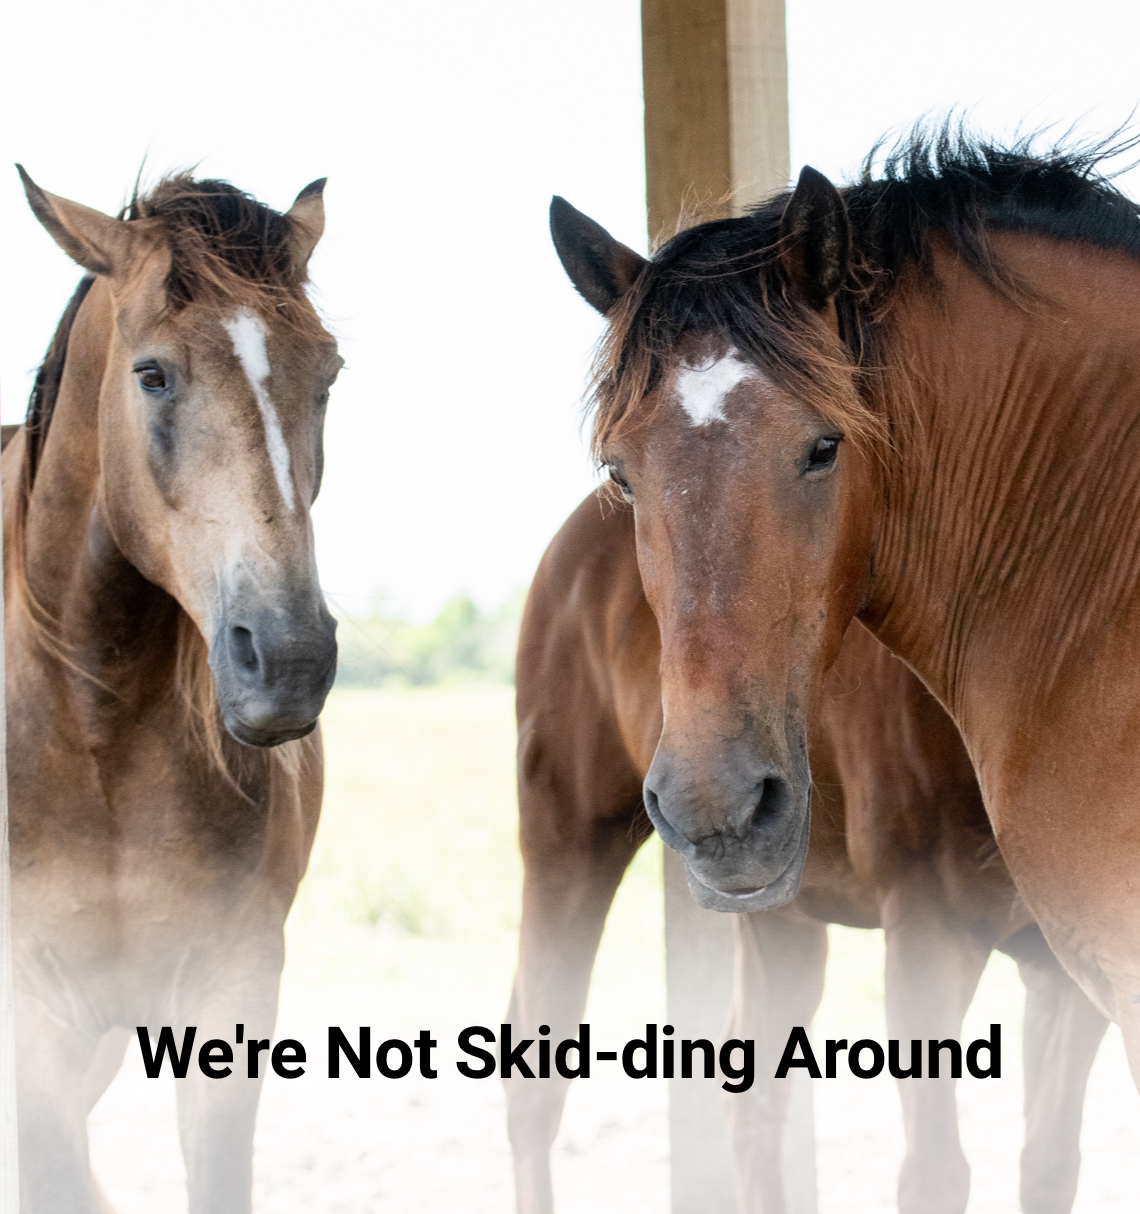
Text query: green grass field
282 685 666 1027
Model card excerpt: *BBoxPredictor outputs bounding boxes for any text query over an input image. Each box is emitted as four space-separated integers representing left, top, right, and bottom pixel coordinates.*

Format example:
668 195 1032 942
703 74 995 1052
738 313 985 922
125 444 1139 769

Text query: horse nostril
230 626 259 674
750 777 786 828
641 783 690 853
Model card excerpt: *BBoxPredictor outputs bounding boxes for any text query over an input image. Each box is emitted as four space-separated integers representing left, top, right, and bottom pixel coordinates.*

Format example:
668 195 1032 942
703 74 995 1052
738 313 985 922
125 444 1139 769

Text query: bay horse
537 124 1140 1190
509 490 1107 1214
6 169 340 1213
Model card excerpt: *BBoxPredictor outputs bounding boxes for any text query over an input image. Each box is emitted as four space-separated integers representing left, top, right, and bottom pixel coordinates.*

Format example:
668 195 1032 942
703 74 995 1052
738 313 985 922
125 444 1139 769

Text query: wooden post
0 466 16 1210
642 0 733 240
642 0 789 240
641 4 797 1212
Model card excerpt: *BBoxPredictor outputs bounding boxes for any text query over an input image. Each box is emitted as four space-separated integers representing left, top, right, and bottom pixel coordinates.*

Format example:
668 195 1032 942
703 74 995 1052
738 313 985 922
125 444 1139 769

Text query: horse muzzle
209 603 338 747
643 748 812 913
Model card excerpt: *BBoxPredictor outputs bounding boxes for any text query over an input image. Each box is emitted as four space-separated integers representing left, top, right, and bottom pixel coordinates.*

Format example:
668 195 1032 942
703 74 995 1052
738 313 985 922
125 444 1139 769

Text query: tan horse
536 124 1140 1183
7 170 340 1213
508 492 1107 1214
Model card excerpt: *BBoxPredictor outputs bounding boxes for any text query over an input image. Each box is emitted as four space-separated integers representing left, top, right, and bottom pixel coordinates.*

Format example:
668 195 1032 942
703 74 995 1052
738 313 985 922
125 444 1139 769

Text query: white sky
3 0 1140 620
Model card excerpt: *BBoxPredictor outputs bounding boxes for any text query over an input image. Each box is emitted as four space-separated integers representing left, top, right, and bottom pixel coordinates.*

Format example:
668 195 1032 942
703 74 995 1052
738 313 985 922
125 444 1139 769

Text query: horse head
19 169 341 747
550 171 879 911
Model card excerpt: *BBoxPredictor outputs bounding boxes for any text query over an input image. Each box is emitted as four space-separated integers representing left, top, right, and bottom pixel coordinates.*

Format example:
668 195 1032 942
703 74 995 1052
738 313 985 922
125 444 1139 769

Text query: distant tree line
333 592 524 687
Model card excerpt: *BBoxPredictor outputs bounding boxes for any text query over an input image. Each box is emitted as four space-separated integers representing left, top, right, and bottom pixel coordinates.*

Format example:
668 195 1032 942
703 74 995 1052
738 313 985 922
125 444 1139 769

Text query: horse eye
806 436 841 473
135 366 167 392
608 466 634 502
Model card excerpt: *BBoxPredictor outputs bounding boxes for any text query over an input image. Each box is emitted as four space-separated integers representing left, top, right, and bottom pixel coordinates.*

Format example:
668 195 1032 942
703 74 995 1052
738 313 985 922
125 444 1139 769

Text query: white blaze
223 308 296 512
674 349 753 426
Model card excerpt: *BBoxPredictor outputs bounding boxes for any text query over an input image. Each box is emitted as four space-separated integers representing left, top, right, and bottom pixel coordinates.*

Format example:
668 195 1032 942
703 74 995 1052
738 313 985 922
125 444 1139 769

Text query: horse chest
9 701 274 881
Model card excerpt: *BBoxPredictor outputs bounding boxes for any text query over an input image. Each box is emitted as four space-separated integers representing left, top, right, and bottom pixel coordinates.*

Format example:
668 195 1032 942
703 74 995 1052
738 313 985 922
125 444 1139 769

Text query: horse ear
286 179 326 270
550 196 647 315
18 165 136 276
777 166 850 310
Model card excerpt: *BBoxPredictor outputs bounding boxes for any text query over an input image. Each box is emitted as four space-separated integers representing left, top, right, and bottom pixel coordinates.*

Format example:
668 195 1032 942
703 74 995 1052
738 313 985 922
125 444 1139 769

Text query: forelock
126 173 321 336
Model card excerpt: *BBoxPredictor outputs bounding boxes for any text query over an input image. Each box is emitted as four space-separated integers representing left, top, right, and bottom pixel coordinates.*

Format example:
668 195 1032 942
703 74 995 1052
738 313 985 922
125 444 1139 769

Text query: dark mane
126 172 314 323
593 123 1140 455
23 275 94 488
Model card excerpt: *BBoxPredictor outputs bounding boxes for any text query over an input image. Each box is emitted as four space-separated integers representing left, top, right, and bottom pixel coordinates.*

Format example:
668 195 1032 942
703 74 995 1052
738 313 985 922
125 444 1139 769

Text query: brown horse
540 122 1140 1159
6 170 340 1213
508 491 1107 1214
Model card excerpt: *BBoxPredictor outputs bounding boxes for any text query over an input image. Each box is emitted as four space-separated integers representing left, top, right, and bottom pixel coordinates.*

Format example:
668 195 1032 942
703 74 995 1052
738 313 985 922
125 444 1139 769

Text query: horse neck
13 279 181 706
867 233 1140 744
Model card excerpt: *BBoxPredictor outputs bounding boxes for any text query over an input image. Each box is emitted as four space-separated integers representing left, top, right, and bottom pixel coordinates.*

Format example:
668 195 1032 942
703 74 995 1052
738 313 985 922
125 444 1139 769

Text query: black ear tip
550 197 586 241
795 165 833 191
294 178 327 204
16 164 45 208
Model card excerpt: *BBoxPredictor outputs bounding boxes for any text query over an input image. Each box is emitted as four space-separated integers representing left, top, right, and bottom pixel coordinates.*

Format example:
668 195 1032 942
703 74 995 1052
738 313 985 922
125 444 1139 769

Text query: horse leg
16 997 104 1214
174 954 281 1214
726 906 828 1214
83 1025 131 1112
507 802 643 1214
81 1026 132 1214
177 1067 265 1214
882 889 989 1214
1001 928 1108 1214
